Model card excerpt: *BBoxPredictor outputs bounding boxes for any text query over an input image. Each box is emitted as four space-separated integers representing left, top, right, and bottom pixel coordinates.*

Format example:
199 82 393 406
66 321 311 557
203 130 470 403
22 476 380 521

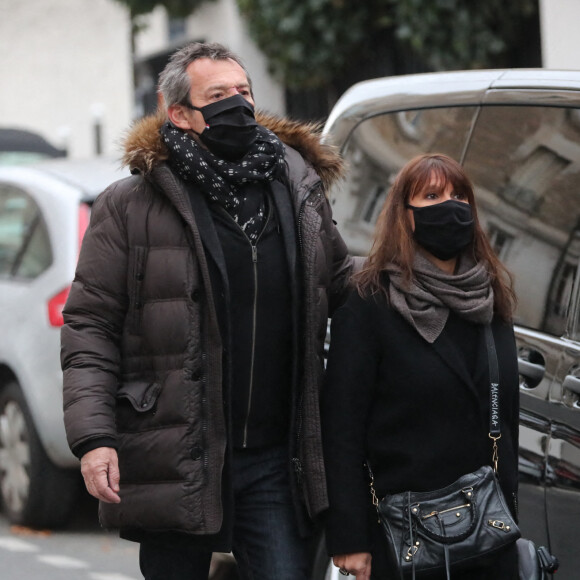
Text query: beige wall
134 0 285 115
0 0 283 160
540 0 580 69
0 0 133 159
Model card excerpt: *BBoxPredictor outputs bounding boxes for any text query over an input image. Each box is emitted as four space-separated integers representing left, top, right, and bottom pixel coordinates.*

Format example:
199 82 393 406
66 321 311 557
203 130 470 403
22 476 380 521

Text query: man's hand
333 552 372 580
80 447 121 504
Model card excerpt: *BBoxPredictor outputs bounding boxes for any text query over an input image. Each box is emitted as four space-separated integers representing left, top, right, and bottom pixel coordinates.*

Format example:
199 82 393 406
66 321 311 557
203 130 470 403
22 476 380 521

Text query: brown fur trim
257 110 345 190
121 110 169 174
122 109 344 188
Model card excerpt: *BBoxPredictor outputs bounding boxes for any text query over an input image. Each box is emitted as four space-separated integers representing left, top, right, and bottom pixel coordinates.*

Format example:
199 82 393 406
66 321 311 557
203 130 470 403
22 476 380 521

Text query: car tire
0 380 80 528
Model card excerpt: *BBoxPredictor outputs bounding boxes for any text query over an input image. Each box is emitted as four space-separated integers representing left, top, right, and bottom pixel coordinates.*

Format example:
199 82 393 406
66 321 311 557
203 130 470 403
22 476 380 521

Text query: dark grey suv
319 69 580 579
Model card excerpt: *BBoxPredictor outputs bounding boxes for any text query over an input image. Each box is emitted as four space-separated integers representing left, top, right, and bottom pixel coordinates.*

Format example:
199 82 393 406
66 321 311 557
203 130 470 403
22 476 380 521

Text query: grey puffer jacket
61 110 354 536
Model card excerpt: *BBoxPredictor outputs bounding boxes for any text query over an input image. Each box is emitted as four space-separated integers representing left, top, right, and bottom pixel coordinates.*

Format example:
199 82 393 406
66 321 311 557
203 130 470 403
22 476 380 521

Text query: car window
330 106 477 255
463 105 580 337
0 184 52 279
330 104 580 338
568 259 580 341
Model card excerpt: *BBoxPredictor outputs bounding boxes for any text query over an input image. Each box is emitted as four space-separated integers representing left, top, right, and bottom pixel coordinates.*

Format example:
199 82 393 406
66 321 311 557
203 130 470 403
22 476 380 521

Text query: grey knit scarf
385 252 494 343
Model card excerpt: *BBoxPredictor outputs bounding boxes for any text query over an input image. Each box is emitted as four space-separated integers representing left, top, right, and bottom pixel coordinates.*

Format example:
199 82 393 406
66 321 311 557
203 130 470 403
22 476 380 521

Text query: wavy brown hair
354 153 516 322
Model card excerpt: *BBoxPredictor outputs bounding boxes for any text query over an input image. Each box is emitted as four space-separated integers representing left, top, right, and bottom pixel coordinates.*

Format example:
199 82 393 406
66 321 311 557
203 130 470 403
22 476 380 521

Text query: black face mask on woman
406 199 475 261
186 94 258 160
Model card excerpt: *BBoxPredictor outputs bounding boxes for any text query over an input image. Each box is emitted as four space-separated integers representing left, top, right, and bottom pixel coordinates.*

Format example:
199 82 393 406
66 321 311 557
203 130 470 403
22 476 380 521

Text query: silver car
0 157 127 527
0 157 241 579
316 69 580 579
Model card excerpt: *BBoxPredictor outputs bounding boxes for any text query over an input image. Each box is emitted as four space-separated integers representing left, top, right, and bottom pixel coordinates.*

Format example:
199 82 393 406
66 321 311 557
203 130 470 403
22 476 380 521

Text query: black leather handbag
370 326 521 579
375 465 519 579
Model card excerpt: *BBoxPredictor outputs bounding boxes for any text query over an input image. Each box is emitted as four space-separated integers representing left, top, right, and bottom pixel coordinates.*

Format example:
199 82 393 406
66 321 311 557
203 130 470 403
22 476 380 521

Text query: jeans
139 444 310 580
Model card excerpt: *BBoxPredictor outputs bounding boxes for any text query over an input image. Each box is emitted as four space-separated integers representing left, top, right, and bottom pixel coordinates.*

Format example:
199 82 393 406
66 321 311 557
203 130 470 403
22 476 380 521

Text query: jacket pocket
116 381 161 432
117 381 161 412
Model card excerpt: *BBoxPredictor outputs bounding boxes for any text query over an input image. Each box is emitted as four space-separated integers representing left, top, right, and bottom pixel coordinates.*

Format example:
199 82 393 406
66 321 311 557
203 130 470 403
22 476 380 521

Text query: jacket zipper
296 183 320 268
201 352 209 478
292 183 319 475
242 243 259 447
218 206 272 448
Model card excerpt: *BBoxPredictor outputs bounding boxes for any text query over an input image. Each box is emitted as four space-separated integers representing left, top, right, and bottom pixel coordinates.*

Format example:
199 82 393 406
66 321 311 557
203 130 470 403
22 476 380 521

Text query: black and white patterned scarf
160 122 286 242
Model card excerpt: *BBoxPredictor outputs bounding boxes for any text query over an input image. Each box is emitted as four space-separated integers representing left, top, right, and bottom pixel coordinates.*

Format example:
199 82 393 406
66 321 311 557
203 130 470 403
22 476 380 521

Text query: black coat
322 289 519 563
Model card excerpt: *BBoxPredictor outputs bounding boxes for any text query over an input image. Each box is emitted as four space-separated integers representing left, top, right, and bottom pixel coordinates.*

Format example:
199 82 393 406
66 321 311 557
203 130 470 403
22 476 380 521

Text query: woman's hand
332 552 372 580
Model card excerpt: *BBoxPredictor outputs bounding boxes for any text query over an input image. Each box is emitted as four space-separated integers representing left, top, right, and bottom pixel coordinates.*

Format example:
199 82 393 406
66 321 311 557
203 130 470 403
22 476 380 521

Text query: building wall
0 0 284 161
134 0 285 115
0 0 133 159
539 0 580 69
1 0 576 160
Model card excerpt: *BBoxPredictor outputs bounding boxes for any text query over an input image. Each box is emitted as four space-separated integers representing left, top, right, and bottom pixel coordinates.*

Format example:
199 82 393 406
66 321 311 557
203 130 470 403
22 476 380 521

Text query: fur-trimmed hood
122 109 344 190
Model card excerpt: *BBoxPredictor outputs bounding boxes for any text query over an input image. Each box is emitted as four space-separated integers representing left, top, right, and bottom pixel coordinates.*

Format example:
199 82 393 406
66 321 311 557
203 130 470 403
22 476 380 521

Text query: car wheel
0 381 80 528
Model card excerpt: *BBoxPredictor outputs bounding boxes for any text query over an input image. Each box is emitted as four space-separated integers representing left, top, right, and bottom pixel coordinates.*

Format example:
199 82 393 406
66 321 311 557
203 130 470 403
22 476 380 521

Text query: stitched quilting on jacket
61 110 354 537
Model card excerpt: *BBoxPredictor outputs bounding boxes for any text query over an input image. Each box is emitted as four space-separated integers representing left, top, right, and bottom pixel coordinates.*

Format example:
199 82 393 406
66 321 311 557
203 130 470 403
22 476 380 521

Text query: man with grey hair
61 42 354 579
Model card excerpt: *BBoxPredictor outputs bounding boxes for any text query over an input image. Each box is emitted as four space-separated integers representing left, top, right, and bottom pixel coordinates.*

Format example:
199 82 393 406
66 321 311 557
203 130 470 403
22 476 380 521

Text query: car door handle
518 358 545 384
563 374 580 395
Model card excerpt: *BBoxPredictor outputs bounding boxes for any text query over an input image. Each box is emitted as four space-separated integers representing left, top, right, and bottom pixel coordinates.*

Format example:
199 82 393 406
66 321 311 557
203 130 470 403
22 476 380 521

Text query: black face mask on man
406 199 475 261
185 94 258 160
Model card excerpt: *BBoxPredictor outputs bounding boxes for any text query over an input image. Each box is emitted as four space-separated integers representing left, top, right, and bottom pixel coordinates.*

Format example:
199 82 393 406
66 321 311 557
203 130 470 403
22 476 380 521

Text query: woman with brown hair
322 153 519 579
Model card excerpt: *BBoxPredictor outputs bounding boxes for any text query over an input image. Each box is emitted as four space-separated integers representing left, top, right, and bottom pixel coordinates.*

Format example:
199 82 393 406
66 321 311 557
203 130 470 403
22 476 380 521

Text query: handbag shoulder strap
484 324 501 472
